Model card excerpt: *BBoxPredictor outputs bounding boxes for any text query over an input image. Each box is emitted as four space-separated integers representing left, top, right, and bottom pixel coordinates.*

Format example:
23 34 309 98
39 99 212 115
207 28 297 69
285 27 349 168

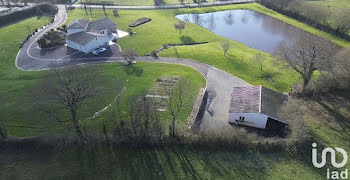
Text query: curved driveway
15 5 249 132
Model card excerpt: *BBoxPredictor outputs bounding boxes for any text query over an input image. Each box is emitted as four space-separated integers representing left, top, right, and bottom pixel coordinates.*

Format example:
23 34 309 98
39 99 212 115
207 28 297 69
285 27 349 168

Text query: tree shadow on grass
180 36 195 44
314 95 350 141
123 66 143 77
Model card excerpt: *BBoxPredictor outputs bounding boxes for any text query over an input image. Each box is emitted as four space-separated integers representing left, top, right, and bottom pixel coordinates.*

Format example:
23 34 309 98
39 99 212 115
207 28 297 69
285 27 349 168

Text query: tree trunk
171 117 176 136
302 76 311 93
71 109 85 143
0 122 7 139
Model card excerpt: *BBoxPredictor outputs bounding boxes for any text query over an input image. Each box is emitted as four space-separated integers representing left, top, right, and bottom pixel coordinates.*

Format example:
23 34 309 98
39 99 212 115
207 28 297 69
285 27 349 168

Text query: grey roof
66 18 116 45
260 86 288 120
229 86 260 114
67 19 89 29
66 31 103 46
229 86 287 120
87 18 116 33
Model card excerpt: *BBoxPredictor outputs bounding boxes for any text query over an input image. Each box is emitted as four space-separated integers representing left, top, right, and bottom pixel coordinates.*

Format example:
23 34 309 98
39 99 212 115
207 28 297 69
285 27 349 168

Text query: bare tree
332 8 350 35
174 21 186 35
221 40 232 57
122 49 138 66
126 92 163 142
178 0 184 4
275 34 335 92
164 77 195 136
32 66 101 143
253 53 265 72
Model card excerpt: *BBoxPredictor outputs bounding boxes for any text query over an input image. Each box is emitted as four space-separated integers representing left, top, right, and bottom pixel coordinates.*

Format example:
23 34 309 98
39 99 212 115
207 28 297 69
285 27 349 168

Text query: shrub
127 27 133 35
37 30 65 48
113 9 119 17
37 37 47 48
150 51 159 59
154 0 164 6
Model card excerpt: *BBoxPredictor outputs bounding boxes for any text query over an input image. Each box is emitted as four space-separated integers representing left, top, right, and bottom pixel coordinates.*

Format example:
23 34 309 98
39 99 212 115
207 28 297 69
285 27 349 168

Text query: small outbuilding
228 85 289 134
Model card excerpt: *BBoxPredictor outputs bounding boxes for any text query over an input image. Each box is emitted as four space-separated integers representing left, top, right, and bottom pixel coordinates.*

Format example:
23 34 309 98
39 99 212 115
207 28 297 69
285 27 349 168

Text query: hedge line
0 4 57 27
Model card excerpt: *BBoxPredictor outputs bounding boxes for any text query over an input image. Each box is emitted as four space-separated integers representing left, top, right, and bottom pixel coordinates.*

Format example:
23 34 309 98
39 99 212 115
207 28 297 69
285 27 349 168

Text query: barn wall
228 113 268 129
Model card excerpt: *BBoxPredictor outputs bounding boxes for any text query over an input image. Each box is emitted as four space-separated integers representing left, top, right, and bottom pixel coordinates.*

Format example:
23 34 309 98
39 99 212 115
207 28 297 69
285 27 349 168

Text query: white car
92 47 107 55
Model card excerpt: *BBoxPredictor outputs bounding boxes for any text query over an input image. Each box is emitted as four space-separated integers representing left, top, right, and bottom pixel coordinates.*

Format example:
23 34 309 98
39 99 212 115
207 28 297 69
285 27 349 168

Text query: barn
66 18 118 53
228 85 289 133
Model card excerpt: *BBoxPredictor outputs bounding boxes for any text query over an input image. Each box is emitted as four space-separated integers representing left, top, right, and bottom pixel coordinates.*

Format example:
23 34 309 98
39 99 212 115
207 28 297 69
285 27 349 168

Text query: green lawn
79 0 213 6
67 3 349 92
0 16 205 137
1 4 350 180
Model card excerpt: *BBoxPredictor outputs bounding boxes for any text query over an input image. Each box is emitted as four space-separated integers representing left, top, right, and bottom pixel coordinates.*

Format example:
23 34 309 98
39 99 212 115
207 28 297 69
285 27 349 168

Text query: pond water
176 10 313 53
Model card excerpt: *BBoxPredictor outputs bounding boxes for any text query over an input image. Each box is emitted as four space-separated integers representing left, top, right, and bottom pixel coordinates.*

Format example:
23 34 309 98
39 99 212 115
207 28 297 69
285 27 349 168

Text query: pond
176 10 313 53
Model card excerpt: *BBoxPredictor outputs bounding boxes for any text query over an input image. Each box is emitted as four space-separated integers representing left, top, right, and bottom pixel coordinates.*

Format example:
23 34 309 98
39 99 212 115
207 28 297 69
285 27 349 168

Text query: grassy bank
0 16 205 137
1 5 350 180
67 3 349 92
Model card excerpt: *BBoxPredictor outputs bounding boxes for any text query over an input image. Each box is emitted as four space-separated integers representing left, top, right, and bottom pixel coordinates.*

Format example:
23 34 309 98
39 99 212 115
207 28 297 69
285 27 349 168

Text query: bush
112 9 119 17
154 0 164 6
127 27 133 35
37 30 66 48
37 37 47 48
150 51 159 59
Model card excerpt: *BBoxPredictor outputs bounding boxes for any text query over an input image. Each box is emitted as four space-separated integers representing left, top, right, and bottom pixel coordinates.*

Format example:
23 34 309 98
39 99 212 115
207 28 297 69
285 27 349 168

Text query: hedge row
257 0 350 40
0 4 57 27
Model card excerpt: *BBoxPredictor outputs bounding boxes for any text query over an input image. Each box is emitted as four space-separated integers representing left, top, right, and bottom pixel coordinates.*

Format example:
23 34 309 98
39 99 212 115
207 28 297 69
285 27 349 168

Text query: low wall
187 87 207 130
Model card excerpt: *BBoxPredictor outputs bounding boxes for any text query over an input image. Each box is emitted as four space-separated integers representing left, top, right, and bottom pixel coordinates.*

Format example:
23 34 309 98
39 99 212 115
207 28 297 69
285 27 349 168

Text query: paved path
73 0 255 10
15 4 249 132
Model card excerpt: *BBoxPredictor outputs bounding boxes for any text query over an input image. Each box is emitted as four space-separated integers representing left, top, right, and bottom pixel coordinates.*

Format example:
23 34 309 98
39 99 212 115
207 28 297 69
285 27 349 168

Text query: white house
228 85 289 133
66 18 118 53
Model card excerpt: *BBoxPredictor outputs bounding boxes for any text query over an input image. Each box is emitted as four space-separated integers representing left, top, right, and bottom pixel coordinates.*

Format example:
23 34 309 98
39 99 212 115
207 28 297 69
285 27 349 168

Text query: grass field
67 3 349 92
79 0 213 6
1 3 350 180
0 16 205 137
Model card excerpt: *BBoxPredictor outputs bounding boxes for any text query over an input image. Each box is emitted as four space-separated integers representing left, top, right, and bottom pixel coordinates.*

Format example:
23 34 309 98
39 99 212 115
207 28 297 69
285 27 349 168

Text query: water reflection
224 11 234 26
176 10 335 53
